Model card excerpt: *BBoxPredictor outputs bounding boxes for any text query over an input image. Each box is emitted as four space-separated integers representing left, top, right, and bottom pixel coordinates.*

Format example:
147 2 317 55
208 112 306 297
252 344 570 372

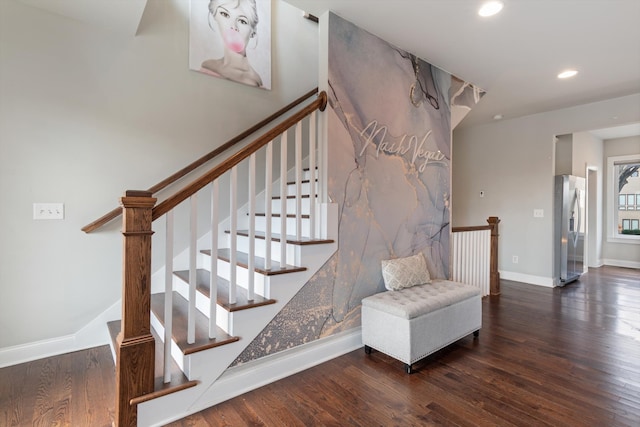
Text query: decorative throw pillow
381 253 431 291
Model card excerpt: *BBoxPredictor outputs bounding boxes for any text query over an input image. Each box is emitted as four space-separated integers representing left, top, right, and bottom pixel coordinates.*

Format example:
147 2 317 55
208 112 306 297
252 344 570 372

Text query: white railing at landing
452 228 490 296
451 217 501 297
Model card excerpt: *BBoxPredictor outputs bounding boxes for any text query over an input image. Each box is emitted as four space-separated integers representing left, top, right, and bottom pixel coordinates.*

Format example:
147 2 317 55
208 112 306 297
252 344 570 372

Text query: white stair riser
285 181 317 196
172 279 233 334
194 253 271 295
151 312 187 372
270 197 316 215
233 234 298 265
254 216 311 237
197 250 307 295
297 169 317 182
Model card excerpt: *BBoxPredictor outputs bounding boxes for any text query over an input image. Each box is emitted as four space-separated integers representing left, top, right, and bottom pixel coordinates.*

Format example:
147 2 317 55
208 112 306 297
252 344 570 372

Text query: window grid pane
611 158 640 238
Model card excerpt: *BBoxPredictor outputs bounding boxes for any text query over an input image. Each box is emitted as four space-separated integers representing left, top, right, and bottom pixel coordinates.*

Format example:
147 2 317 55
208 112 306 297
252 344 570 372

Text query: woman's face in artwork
212 1 256 54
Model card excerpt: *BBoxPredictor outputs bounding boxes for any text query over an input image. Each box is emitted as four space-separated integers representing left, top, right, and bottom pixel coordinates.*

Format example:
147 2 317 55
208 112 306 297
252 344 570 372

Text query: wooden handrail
81 88 320 233
452 225 491 233
152 91 327 221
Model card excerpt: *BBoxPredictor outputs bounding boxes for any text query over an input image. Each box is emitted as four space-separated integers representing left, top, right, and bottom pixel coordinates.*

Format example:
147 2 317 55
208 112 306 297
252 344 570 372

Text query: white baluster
163 211 174 384
265 141 273 270
229 167 237 304
188 195 197 344
295 121 302 240
317 104 327 206
209 181 218 339
280 132 288 266
309 111 317 239
247 153 256 301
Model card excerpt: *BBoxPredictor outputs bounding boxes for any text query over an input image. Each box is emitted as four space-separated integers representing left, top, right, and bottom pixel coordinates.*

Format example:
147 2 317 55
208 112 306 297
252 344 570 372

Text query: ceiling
286 0 640 131
16 0 640 134
17 0 147 36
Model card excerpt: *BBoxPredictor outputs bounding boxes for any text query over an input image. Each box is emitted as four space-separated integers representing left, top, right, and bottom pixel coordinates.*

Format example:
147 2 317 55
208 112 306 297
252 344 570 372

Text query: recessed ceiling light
558 69 578 79
479 1 504 17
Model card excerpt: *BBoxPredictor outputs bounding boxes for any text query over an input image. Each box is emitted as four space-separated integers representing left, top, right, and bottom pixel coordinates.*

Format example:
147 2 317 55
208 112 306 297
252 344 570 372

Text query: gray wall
452 94 640 285
0 0 318 350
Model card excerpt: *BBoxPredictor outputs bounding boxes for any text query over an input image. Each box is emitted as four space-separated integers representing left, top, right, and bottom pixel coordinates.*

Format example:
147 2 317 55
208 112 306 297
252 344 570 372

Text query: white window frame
607 154 640 244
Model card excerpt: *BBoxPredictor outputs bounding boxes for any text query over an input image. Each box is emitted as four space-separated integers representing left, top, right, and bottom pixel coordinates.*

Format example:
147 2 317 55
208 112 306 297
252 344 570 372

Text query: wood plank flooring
0 346 115 426
1 265 638 426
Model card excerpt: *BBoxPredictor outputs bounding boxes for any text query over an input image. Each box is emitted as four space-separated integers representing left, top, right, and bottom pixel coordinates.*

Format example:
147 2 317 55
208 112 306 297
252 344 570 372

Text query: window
619 194 627 209
608 155 640 242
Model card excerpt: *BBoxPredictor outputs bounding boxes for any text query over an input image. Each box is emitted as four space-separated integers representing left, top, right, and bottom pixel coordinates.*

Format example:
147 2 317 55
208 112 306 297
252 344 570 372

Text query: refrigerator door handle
573 188 581 247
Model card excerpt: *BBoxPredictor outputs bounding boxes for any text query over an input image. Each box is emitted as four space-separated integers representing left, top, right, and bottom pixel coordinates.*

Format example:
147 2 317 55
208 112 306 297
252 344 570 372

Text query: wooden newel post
487 216 501 296
115 190 157 426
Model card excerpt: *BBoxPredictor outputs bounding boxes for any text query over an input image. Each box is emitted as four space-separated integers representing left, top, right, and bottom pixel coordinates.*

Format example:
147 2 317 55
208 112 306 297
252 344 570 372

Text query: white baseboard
499 270 554 287
139 327 363 427
0 301 120 368
211 327 363 405
588 259 605 268
603 259 640 269
0 334 77 369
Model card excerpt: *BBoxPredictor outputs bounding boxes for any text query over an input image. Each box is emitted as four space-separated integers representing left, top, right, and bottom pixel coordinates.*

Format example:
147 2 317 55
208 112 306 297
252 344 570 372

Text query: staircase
85 90 338 426
135 170 336 425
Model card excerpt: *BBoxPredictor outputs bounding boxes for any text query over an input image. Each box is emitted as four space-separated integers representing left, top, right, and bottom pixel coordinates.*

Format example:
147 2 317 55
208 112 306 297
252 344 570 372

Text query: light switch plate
533 209 544 218
33 203 64 220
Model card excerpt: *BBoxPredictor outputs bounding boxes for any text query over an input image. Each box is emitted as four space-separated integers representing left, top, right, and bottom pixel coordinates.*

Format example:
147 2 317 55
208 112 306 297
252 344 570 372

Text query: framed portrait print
189 0 271 90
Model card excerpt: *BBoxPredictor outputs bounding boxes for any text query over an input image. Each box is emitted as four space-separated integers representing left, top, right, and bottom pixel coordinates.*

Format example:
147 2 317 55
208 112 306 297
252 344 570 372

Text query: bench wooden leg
404 363 413 374
364 345 372 355
473 330 480 338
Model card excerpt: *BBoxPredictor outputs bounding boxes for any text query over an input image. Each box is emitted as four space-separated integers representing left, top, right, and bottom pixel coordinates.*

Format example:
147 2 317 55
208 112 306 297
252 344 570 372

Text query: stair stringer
137 203 338 427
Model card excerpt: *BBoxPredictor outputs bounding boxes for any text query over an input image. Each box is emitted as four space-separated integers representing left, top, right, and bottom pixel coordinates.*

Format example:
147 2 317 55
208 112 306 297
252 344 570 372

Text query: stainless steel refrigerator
554 175 586 285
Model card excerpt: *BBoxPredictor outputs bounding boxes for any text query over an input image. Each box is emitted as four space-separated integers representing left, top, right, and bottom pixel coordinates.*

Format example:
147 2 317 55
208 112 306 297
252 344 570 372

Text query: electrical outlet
533 209 544 218
512 255 519 264
33 203 64 220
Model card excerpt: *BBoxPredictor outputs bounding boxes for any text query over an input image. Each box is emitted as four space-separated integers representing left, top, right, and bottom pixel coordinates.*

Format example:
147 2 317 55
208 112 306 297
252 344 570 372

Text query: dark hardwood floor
0 345 115 426
1 265 639 426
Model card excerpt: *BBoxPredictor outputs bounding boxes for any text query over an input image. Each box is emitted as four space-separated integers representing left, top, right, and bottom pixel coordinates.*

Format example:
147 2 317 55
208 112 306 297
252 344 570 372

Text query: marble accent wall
235 13 483 363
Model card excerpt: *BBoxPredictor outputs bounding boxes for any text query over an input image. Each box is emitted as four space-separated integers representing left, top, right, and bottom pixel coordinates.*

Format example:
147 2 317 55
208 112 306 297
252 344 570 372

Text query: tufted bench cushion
361 280 480 319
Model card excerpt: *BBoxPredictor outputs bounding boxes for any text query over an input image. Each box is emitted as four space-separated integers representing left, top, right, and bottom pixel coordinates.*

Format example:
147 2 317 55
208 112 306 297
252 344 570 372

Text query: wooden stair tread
202 248 307 275
151 292 239 355
254 213 310 219
286 178 316 185
107 320 198 404
271 194 316 200
174 269 276 312
226 229 334 245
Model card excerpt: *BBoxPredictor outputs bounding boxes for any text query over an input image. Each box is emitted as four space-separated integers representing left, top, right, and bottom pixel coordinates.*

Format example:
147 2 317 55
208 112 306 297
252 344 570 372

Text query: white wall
572 131 603 178
555 134 573 176
602 135 640 267
572 131 604 269
452 94 640 286
0 0 318 352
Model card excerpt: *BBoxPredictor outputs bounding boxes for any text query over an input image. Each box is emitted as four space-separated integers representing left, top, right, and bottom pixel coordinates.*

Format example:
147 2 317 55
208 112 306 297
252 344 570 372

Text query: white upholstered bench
361 279 482 374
